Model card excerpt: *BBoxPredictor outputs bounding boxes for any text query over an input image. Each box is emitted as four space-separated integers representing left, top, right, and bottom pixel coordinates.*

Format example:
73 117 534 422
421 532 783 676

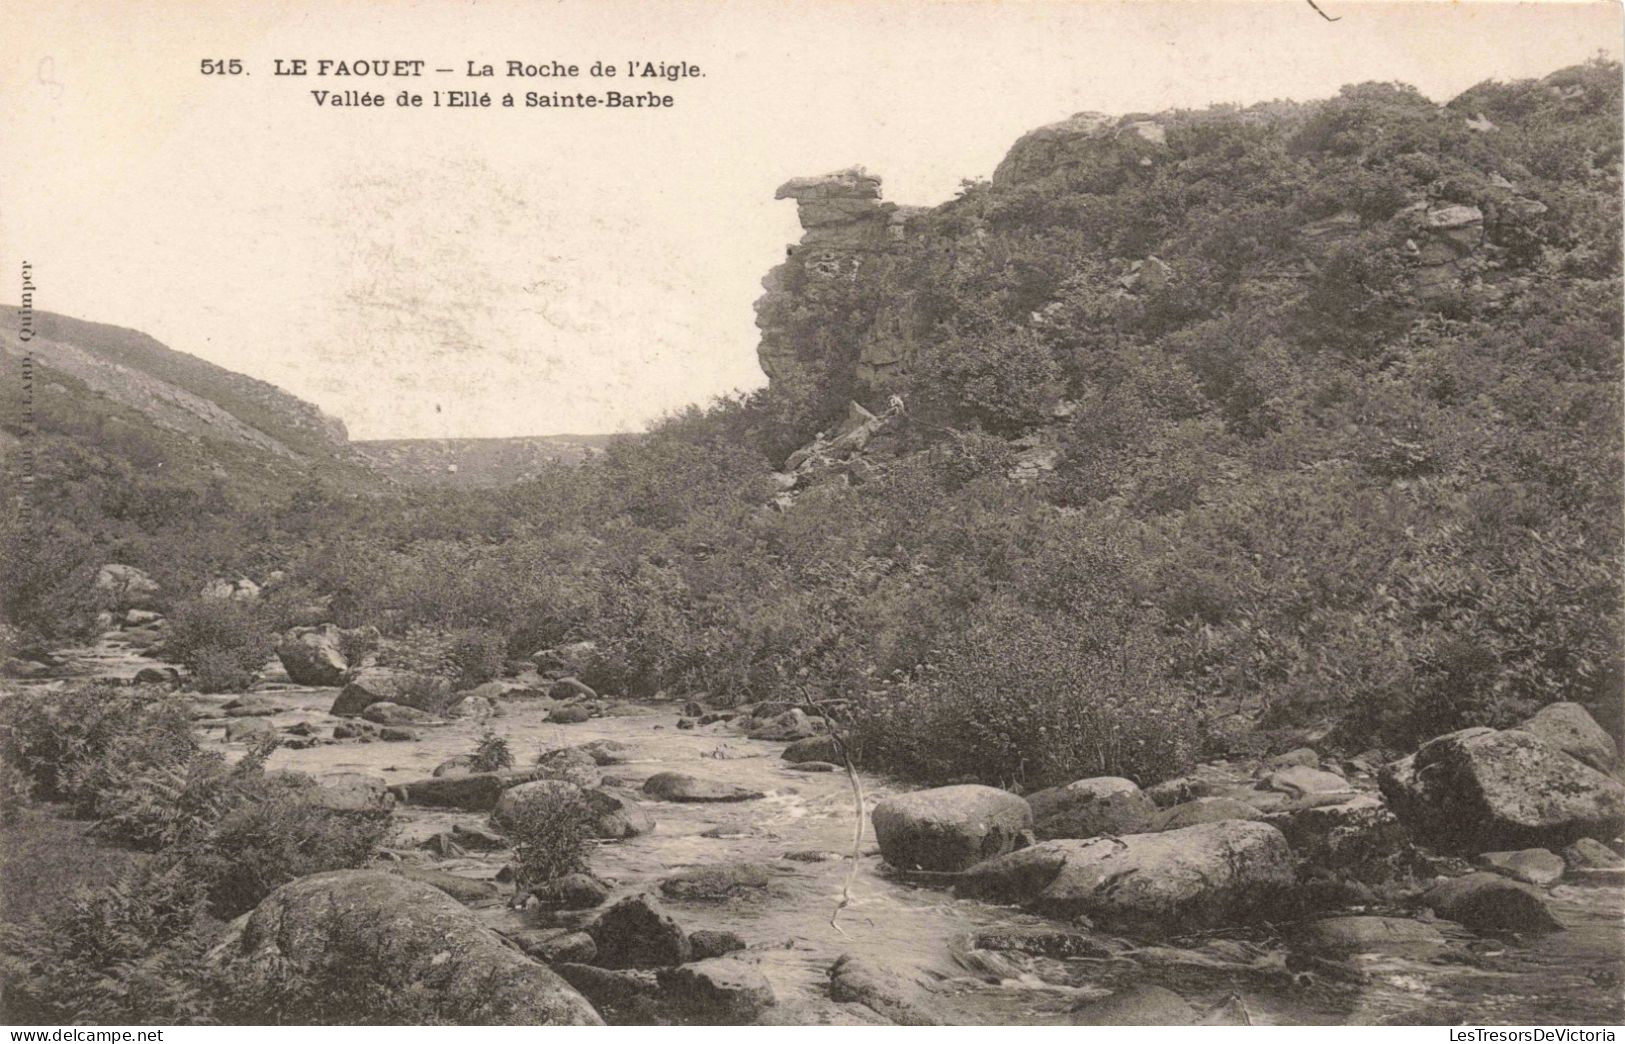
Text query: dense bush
447 627 507 688
507 788 594 888
165 598 273 691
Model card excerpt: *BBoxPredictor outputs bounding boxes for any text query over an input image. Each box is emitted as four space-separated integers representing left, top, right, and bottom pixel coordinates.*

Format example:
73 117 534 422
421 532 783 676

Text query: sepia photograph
1 0 1622 1029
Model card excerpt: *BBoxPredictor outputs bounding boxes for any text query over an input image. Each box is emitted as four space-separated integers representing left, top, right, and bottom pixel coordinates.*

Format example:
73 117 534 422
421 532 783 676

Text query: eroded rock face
954 821 1294 934
1380 727 1625 852
1027 777 1157 840
871 784 1033 872
210 870 602 1024
756 168 920 395
827 954 940 1026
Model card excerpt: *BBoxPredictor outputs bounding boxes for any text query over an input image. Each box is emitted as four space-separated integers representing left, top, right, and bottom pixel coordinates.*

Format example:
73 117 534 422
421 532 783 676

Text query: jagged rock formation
755 168 925 397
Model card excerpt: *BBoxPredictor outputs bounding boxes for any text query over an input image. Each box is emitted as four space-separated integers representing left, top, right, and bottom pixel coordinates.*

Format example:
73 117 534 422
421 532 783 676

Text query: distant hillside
353 434 621 487
0 310 379 504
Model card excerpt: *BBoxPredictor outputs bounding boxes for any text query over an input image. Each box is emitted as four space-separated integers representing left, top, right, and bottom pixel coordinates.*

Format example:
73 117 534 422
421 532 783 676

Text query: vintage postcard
1 0 1622 1030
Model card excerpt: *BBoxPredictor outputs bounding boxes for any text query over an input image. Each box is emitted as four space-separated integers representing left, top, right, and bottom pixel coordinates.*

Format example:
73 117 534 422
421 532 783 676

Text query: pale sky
2 0 1619 438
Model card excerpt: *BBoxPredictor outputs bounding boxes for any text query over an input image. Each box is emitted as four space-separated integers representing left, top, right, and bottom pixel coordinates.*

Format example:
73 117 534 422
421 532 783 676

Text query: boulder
549 704 593 725
492 779 589 834
551 964 660 1017
550 676 598 700
275 624 349 687
308 772 394 814
201 577 261 602
576 739 633 765
582 786 656 839
872 784 1032 872
534 747 603 787
747 708 818 742
1256 766 1355 801
451 822 509 850
1071 985 1195 1026
94 564 160 610
509 929 598 965
1517 702 1617 772
782 735 842 764
133 666 181 687
1479 848 1565 886
657 958 776 1024
788 761 838 773
379 726 418 742
224 718 276 743
1380 727 1625 852
827 954 939 1026
1422 872 1561 932
530 872 611 909
391 769 541 811
361 701 436 726
1026 777 1154 840
1293 916 1451 960
586 894 691 968
533 641 597 675
223 694 280 717
642 772 763 803
688 929 747 960
209 870 601 1024
1265 748 1321 770
1263 794 1411 880
970 925 1112 959
1562 838 1624 870
124 609 163 627
331 667 410 716
387 865 501 903
1152 797 1264 831
434 753 479 777
659 863 777 901
955 821 1294 934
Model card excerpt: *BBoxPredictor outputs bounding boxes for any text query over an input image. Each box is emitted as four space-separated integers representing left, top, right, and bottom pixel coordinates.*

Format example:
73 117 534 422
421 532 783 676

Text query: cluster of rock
864 701 1622 1018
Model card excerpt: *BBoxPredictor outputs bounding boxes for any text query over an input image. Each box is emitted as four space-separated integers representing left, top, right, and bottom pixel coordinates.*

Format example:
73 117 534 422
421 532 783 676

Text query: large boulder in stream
872 784 1033 872
586 894 692 968
1380 726 1625 852
276 623 376 687
330 667 411 716
492 779 655 840
642 772 763 803
209 870 602 1024
954 820 1294 934
1026 776 1157 839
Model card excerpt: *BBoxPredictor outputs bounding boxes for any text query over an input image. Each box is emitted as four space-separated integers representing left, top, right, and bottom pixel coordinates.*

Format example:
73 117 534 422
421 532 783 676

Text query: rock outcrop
1026 776 1157 840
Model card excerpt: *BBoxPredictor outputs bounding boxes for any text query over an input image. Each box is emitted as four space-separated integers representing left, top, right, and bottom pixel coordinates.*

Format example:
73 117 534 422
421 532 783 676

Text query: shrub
0 684 191 807
470 731 513 773
392 672 457 715
852 596 1198 789
165 597 273 686
448 628 506 688
507 789 594 888
0 862 212 1024
181 769 389 918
